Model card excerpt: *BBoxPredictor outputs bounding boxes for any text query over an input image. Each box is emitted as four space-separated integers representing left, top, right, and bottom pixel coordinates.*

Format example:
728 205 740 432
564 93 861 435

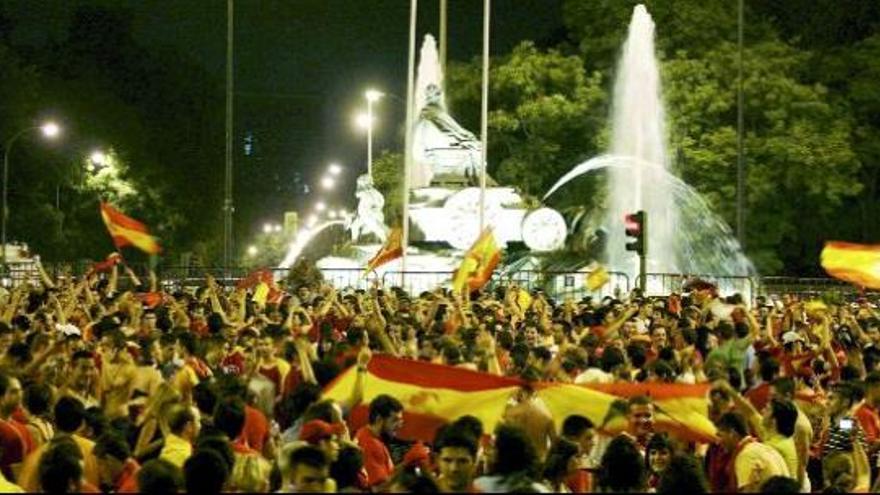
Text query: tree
446 42 607 208
371 150 404 226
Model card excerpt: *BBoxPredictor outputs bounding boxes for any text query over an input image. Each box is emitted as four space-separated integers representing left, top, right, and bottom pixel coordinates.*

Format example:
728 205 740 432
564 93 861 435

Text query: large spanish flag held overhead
100 202 161 255
323 355 716 444
821 241 880 289
452 228 501 294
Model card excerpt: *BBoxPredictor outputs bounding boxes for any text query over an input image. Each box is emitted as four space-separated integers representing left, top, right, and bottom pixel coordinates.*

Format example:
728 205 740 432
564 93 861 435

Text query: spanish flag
323 355 716 444
821 241 880 289
363 227 403 277
452 228 501 294
100 203 161 255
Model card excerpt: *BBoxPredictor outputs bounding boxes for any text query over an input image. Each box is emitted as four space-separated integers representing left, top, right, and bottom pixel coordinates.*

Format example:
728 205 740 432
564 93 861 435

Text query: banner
323 355 715 444
100 202 161 255
821 241 880 289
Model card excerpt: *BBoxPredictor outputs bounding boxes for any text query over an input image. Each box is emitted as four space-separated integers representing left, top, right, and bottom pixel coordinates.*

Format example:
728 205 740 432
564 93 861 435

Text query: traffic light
624 210 645 255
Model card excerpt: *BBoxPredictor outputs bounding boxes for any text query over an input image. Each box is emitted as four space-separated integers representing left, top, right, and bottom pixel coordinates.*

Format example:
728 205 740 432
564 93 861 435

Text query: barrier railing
4 260 877 303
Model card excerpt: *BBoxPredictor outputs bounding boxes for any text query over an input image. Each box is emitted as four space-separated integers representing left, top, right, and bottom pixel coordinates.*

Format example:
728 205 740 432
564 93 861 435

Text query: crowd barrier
0 261 872 303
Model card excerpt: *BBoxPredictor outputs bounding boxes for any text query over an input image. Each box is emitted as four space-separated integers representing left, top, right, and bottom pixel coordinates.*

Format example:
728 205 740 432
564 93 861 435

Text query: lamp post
365 89 382 178
2 122 61 264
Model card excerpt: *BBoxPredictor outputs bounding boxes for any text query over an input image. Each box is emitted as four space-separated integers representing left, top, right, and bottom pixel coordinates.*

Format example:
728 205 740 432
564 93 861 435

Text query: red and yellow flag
323 355 716 444
99 203 161 255
821 241 880 289
452 228 501 294
364 227 403 276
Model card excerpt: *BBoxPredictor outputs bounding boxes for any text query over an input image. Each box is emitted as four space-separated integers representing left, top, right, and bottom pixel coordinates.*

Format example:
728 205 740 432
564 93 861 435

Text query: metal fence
2 260 875 303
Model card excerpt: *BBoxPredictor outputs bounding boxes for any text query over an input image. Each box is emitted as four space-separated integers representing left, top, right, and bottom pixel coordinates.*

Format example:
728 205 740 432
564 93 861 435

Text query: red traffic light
624 211 644 236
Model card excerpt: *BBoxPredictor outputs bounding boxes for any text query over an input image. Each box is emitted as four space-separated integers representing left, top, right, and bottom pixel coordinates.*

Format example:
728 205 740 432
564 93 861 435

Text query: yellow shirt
159 433 192 468
765 434 799 481
735 440 791 490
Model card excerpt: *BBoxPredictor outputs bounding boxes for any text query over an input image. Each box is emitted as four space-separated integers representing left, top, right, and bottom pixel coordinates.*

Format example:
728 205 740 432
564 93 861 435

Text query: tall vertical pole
223 0 235 271
439 0 448 74
401 0 418 287
735 0 745 247
478 0 490 233
367 98 374 178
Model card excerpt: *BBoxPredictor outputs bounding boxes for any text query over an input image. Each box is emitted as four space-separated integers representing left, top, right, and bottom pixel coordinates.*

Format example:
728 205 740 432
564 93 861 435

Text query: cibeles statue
412 83 494 188
347 174 388 244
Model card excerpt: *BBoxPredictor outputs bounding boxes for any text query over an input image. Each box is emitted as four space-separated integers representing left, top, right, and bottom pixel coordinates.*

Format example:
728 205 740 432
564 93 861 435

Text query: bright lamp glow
247 245 258 256
274 224 282 233
365 89 383 102
320 176 335 190
263 223 272 234
339 209 348 217
355 113 374 130
307 215 318 227
40 122 61 138
328 163 342 176
315 202 326 212
89 151 107 165
328 210 338 219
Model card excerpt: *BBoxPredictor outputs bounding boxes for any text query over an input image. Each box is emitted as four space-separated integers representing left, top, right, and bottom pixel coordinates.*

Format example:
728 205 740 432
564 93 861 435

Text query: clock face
521 208 567 252
443 189 504 250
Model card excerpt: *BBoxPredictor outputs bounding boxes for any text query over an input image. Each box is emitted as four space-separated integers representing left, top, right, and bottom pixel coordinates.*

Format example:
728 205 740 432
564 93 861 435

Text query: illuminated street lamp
2 120 62 263
328 163 343 176
247 245 259 256
315 202 326 212
320 176 335 190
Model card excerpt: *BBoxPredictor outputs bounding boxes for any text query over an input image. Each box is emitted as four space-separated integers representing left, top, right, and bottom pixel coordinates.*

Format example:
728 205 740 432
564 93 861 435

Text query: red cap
299 420 345 444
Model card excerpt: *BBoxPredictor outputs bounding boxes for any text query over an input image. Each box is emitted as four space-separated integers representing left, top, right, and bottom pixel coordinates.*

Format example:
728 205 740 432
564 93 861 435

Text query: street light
247 245 258 256
273 224 282 233
328 210 338 219
320 176 335 190
263 223 273 234
363 89 383 178
315 201 326 212
2 120 62 263
328 163 342 176
90 150 107 166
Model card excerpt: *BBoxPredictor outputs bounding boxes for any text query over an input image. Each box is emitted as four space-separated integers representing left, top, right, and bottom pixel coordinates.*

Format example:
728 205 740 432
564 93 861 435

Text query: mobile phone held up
839 418 854 431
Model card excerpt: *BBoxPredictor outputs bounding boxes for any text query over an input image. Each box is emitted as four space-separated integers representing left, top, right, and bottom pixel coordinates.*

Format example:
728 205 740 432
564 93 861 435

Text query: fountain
544 5 753 285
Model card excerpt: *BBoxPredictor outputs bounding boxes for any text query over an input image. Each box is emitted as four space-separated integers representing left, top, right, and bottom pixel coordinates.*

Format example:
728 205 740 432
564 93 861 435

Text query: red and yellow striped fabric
100 202 161 255
821 241 880 289
323 355 716 444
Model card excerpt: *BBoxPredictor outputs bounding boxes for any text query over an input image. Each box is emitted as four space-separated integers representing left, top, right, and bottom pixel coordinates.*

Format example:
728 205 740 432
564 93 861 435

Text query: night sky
5 0 564 231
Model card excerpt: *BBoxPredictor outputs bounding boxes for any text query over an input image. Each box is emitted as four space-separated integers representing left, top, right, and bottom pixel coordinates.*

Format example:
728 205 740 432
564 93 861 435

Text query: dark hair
543 439 579 484
330 446 364 490
717 412 748 437
289 444 329 471
54 396 86 434
213 397 246 439
368 394 403 424
93 431 131 461
434 425 478 459
601 346 626 373
39 438 83 493
769 398 798 437
137 459 183 494
0 372 9 397
760 358 780 382
184 449 229 494
71 350 94 362
193 382 218 417
760 475 801 493
598 435 647 492
303 400 338 424
561 414 594 439
491 425 538 477
84 406 109 438
646 432 673 471
24 382 52 416
831 382 861 409
168 406 196 435
194 435 235 472
451 415 484 440
866 370 880 387
658 453 709 494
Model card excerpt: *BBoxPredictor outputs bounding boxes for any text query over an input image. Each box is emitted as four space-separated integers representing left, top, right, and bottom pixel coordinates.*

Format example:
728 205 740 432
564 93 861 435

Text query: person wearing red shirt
745 358 780 413
94 431 141 493
561 414 596 493
0 375 33 456
856 371 880 451
355 394 403 488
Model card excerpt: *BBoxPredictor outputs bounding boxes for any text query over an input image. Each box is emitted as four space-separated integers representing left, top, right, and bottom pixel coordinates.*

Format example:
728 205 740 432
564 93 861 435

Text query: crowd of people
0 260 877 493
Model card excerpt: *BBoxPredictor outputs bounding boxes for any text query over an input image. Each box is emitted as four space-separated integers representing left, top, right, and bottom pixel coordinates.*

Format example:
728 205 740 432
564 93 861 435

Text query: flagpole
478 0 490 233
401 0 418 288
